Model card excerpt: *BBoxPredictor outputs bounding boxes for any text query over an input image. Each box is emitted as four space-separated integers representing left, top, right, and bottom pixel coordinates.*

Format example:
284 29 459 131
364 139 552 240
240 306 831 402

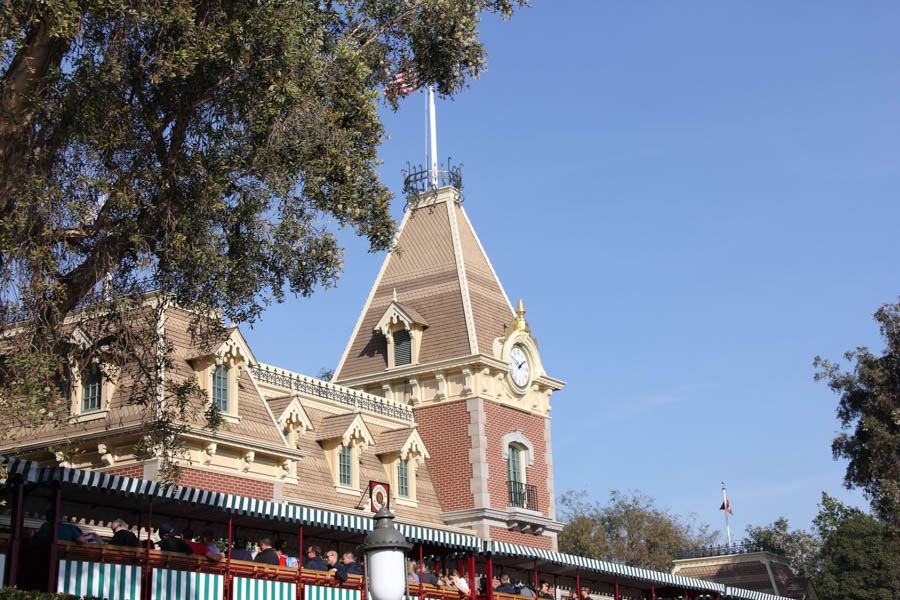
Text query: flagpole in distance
721 480 732 547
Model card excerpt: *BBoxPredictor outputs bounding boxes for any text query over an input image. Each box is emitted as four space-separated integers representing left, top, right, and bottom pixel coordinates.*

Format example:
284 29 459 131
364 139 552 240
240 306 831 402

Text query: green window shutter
81 366 102 413
393 329 411 366
213 364 229 413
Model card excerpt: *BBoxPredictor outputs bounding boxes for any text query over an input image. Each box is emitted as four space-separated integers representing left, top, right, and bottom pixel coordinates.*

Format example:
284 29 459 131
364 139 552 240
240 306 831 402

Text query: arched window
81 365 102 413
213 364 229 412
393 329 411 366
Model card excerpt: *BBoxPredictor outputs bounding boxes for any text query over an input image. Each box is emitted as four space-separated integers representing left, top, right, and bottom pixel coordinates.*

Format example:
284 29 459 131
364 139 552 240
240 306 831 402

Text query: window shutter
393 329 411 366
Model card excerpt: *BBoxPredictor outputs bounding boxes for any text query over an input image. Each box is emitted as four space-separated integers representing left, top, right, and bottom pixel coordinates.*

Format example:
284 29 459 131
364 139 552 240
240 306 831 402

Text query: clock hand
517 360 526 369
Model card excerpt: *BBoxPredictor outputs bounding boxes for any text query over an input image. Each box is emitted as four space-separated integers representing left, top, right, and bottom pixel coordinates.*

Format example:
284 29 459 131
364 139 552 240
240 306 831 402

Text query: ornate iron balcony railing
676 541 785 560
249 364 414 422
402 159 463 201
508 481 538 511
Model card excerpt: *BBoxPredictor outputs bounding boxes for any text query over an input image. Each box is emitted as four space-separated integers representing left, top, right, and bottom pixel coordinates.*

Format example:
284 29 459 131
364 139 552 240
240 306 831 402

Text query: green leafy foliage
0 0 526 473
814 299 900 526
558 490 718 572
814 505 900 600
0 588 101 600
744 516 820 577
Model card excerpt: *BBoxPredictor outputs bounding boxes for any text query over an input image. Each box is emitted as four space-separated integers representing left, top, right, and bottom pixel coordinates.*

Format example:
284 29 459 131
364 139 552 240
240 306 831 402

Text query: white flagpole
722 480 732 547
428 85 438 187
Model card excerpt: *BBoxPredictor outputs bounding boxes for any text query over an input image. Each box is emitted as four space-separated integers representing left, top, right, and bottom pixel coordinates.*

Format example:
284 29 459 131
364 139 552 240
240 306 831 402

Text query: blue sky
244 2 900 539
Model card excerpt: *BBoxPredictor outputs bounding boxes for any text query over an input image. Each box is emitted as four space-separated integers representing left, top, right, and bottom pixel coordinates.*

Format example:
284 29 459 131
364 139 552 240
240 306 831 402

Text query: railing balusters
249 365 414 422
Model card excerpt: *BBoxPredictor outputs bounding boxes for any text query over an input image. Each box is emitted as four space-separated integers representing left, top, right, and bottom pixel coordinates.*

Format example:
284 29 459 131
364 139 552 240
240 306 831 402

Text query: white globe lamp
359 508 413 600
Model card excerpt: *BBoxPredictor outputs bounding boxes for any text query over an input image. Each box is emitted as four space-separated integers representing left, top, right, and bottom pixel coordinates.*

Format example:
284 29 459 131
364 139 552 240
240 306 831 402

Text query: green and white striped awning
724 587 787 600
1 457 479 550
484 541 725 594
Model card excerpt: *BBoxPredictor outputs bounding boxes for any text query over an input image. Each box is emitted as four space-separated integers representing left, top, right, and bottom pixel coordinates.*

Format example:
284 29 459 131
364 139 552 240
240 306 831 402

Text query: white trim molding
502 429 534 467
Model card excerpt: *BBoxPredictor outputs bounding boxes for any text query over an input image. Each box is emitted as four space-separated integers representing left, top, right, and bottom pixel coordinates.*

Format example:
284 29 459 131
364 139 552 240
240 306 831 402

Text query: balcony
508 480 538 511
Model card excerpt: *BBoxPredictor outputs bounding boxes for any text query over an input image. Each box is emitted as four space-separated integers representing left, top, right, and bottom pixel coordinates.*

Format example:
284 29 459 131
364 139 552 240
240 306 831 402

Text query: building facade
2 183 564 551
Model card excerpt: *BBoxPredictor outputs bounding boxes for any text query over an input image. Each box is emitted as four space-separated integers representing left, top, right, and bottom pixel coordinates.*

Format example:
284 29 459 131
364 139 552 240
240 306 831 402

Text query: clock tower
334 171 565 550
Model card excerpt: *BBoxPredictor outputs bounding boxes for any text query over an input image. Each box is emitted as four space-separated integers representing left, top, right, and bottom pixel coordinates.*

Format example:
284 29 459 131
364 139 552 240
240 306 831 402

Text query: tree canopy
0 0 525 471
557 490 718 572
814 299 900 526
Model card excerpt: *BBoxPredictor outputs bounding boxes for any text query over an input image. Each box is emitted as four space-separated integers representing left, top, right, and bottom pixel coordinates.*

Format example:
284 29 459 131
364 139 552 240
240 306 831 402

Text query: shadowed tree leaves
558 490 718 572
0 0 526 478
744 516 820 578
814 299 900 527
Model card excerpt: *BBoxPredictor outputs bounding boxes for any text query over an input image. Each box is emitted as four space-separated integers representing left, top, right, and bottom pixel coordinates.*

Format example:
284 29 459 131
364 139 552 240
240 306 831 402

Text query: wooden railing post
7 477 24 587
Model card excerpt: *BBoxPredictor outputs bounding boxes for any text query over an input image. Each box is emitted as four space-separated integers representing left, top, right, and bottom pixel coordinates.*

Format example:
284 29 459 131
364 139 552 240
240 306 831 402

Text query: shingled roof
334 187 514 382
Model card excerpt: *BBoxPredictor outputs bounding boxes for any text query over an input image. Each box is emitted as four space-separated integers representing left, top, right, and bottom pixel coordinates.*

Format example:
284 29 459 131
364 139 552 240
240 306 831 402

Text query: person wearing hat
156 523 194 555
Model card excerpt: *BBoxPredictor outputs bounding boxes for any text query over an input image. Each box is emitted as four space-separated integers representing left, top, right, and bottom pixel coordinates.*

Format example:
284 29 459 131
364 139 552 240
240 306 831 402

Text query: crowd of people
35 514 587 598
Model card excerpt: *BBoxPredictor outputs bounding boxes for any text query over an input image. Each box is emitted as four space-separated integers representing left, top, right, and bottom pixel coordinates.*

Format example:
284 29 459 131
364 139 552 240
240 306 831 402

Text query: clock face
509 345 530 389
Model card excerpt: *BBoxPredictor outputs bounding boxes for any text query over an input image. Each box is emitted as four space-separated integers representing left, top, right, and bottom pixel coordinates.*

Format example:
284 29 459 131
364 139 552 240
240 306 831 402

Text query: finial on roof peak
393 288 398 302
507 299 531 338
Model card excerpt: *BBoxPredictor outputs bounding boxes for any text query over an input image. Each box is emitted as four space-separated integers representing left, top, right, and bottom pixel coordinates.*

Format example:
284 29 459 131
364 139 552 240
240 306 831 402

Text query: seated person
253 537 281 565
181 528 209 556
156 524 193 554
518 583 536 597
539 582 555 600
201 530 223 562
231 538 253 561
335 551 364 580
304 545 328 570
449 570 470 594
494 574 517 594
33 509 88 545
108 518 139 547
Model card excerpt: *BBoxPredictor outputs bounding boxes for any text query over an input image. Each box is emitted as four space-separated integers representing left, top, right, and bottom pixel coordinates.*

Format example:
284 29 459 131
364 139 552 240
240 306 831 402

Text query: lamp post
359 508 413 600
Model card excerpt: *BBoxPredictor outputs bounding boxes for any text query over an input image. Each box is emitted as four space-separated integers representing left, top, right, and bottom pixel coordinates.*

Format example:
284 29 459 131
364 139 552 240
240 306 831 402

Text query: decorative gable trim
374 300 428 337
376 427 431 464
317 412 376 450
276 396 313 435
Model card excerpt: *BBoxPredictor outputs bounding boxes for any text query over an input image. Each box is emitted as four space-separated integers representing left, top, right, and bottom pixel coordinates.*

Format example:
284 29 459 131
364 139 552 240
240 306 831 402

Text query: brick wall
482 403 550 516
104 465 144 478
178 467 274 501
414 400 472 512
489 526 553 550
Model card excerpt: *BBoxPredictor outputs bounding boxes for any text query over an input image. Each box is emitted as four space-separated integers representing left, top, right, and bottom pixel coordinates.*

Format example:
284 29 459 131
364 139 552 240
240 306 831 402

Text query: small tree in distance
557 490 718 572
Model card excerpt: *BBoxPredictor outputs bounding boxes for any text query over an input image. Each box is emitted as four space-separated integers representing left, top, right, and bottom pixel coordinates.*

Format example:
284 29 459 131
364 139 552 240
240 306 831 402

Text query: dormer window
213 364 230 412
376 426 430 506
70 359 117 423
375 296 427 369
189 331 254 425
81 365 102 413
316 412 375 495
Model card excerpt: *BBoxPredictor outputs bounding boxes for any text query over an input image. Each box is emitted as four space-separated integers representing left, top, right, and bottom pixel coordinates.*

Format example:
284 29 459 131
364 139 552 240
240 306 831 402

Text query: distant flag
720 490 734 515
385 70 422 98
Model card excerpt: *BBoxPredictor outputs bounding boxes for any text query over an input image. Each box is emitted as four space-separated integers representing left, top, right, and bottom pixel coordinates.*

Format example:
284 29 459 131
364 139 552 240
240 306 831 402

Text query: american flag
385 70 421 98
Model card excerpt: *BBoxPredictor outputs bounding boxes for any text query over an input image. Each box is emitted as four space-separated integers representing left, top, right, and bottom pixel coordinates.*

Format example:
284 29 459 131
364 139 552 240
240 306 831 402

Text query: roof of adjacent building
674 558 814 599
333 188 515 382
